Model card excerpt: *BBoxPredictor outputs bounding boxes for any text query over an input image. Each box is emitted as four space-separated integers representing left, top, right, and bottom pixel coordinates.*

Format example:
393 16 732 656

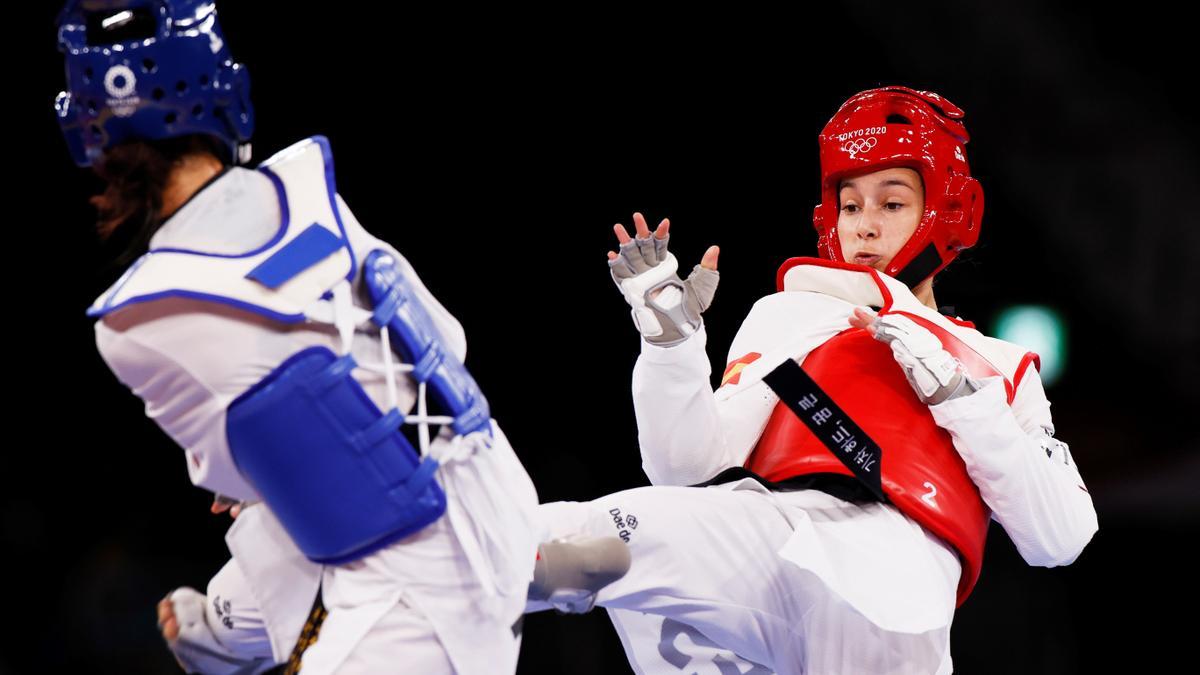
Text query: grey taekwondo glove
608 233 719 346
864 311 985 405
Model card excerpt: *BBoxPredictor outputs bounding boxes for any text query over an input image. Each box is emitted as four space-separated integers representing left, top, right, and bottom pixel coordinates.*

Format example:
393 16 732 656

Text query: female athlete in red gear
536 86 1099 675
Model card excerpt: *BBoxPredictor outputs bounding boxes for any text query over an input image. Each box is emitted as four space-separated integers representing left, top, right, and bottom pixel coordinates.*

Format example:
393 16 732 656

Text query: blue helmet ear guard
55 0 254 167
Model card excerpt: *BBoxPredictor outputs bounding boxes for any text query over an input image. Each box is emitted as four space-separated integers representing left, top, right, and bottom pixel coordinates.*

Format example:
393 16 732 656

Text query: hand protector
608 234 718 346
862 311 983 405
163 587 275 675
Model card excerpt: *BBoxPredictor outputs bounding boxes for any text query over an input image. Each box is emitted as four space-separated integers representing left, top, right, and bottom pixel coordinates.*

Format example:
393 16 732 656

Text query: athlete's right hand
157 595 180 641
159 587 271 675
607 212 719 346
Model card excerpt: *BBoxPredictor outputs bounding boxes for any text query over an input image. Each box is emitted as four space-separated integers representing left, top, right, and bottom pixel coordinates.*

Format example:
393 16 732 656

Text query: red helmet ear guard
813 86 984 289
942 173 985 241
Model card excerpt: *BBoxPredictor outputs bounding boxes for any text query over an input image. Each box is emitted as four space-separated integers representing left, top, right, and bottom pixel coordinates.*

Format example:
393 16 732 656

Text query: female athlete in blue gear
57 2 626 673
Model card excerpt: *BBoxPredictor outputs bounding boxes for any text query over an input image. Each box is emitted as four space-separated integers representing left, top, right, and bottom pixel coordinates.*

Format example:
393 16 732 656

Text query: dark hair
89 133 228 267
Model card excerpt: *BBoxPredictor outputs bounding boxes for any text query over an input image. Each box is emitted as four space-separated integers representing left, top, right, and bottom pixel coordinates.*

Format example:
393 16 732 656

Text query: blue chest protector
89 137 487 564
227 250 491 564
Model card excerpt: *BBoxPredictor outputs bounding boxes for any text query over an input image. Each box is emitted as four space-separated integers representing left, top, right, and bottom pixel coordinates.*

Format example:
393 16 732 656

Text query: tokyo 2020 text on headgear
812 86 984 289
55 0 254 167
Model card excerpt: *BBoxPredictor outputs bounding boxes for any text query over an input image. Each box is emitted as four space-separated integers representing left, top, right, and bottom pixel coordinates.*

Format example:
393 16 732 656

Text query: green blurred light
991 305 1067 387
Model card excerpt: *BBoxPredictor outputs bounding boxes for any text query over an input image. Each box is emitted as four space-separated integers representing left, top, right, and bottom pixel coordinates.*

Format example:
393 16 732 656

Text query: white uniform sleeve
928 369 1099 567
631 324 779 487
94 303 264 501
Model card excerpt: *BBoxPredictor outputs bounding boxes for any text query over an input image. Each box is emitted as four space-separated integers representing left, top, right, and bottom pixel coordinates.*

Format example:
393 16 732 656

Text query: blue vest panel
227 347 446 564
363 250 491 436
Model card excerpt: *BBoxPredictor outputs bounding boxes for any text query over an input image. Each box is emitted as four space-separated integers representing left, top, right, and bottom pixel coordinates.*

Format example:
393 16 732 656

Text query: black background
9 2 1198 673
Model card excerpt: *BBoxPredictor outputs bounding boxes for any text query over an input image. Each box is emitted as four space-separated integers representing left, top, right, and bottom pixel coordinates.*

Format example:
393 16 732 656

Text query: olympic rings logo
841 136 878 158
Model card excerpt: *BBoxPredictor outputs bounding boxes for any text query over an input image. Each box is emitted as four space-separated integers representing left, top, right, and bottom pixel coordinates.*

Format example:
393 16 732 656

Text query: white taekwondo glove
859 310 984 405
608 233 719 346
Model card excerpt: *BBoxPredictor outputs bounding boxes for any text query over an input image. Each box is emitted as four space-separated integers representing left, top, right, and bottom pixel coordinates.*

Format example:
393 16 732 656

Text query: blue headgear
55 0 254 167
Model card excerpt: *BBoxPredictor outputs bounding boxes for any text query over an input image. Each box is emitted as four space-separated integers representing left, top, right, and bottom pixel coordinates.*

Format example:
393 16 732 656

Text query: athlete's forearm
631 326 738 485
930 376 1098 567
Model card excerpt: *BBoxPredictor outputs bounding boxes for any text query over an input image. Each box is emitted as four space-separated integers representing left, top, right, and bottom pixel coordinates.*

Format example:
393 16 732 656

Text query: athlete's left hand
607 212 720 347
849 307 982 405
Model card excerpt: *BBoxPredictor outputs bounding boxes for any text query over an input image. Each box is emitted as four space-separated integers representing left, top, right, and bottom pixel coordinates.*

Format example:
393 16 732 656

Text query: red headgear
812 86 984 289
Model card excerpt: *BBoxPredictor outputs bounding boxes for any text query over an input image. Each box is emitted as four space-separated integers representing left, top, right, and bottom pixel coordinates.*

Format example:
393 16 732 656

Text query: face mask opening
85 7 157 47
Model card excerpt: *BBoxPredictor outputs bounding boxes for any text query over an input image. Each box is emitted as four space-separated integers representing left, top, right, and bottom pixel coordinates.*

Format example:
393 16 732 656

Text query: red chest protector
745 313 1015 607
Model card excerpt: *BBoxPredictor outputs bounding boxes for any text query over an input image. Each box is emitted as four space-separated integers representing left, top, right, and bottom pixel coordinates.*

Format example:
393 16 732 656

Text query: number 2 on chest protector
922 481 938 507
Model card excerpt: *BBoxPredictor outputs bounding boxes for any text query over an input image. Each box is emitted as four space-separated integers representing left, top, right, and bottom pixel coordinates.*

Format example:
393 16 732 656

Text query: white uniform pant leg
539 484 808 672
539 483 956 675
774 490 957 675
608 607 774 675
791 582 953 675
609 591 948 675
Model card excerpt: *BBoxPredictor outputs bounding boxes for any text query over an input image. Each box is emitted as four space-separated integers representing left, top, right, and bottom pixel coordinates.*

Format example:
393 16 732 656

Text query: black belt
693 466 882 505
262 589 327 675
